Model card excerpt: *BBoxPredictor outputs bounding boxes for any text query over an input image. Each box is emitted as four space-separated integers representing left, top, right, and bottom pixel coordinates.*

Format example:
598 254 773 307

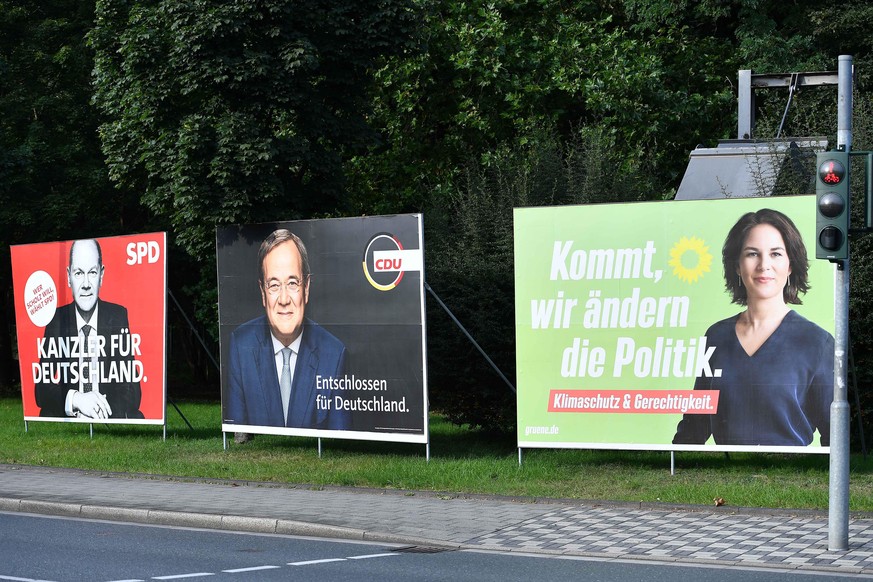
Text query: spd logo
362 233 423 291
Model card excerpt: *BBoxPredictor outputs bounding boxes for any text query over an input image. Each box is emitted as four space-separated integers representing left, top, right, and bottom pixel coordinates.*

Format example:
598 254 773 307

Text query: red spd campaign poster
11 233 167 424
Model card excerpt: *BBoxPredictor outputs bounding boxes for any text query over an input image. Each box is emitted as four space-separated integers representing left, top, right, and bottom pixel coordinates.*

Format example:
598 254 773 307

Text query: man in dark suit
225 229 350 430
35 239 143 419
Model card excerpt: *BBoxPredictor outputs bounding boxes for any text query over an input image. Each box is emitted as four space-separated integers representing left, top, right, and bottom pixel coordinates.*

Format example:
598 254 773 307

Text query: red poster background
11 233 166 422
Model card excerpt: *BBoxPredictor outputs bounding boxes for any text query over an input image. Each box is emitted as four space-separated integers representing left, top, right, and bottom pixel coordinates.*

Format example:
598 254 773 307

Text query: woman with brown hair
673 208 834 446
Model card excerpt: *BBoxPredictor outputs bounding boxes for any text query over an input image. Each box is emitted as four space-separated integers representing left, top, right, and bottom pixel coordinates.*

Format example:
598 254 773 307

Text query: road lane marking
222 566 280 573
288 558 347 566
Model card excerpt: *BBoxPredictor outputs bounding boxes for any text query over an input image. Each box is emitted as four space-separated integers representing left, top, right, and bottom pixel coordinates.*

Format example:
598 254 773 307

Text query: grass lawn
2 397 872 512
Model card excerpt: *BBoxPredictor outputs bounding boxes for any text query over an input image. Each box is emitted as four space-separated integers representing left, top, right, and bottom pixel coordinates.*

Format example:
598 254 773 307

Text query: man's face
260 240 309 345
67 240 103 315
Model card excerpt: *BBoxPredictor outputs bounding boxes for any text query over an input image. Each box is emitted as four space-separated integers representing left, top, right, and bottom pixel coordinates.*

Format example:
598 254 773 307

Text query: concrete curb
0 496 454 550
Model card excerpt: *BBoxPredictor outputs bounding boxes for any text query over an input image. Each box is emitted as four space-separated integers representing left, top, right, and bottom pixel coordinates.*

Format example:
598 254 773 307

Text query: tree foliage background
3 0 873 441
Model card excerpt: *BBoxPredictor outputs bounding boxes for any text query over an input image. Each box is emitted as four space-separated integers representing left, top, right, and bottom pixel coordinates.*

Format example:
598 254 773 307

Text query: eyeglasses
265 280 304 296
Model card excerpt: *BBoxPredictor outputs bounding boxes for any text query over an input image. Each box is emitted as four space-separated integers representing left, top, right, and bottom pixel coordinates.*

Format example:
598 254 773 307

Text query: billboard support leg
168 289 220 372
670 452 675 476
222 431 227 451
168 289 218 432
424 282 515 394
318 438 322 459
518 447 523 466
426 442 430 462
89 423 93 439
24 420 27 433
168 397 193 431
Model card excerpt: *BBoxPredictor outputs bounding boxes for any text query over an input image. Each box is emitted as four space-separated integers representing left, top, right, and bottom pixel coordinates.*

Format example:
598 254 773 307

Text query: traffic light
816 151 850 260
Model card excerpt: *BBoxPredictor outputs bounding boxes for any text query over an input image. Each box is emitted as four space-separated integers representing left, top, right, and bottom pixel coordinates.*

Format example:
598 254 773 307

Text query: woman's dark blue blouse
673 310 834 446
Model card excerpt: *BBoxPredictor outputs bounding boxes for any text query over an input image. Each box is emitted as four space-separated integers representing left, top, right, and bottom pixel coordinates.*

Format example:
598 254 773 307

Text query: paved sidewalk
2 463 873 576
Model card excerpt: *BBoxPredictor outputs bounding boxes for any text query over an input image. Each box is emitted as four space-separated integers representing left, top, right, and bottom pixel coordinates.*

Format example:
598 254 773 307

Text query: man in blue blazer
225 229 350 430
35 239 143 419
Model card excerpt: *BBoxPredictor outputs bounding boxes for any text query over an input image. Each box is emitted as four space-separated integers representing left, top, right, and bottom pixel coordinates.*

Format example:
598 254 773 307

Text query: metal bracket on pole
737 69 839 139
776 73 801 139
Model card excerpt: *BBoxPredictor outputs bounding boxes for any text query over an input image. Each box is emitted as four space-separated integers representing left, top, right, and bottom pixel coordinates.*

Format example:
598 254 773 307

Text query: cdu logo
362 233 423 291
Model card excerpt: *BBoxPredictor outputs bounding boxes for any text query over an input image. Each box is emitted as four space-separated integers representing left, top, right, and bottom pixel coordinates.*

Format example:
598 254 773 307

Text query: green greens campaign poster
514 196 835 453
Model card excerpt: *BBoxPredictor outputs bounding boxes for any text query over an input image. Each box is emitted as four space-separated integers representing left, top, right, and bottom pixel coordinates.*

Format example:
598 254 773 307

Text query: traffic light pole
828 54 852 552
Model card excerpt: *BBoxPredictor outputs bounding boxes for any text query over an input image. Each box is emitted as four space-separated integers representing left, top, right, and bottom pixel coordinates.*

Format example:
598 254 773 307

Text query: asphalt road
2 512 860 582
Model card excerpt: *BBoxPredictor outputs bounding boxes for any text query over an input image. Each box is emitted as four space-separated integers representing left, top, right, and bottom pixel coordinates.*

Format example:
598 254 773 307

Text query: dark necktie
81 324 93 392
280 348 292 424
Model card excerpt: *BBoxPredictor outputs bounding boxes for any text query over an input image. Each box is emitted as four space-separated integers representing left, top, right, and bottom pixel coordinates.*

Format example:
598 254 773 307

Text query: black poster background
216 214 426 440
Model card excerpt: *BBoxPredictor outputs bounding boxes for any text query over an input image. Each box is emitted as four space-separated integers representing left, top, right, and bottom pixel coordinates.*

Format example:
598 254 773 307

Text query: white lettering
550 241 662 282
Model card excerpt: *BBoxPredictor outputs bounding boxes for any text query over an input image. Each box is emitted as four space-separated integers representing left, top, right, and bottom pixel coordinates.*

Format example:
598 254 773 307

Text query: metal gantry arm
737 69 839 139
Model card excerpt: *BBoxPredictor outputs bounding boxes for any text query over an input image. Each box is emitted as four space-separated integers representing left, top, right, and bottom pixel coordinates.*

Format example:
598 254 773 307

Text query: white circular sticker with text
24 270 58 328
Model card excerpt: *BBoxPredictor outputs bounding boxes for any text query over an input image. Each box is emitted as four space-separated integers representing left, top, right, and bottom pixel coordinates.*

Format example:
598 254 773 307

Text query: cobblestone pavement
1 463 872 576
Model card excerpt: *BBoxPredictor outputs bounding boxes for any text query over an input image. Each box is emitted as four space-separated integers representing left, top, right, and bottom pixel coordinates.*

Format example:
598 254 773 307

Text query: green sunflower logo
668 236 712 283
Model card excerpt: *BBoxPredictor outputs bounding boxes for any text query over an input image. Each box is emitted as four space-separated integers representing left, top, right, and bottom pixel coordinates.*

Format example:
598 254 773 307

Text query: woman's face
737 223 792 305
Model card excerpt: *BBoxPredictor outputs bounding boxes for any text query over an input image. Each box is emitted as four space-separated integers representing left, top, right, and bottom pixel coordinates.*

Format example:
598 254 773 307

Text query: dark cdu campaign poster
216 214 427 443
11 234 167 424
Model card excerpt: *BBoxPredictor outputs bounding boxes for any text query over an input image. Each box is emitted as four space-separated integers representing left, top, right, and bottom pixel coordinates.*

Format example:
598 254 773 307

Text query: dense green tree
348 0 742 214
352 0 873 431
349 0 738 429
90 0 419 261
0 0 142 391
6 0 873 437
425 125 656 431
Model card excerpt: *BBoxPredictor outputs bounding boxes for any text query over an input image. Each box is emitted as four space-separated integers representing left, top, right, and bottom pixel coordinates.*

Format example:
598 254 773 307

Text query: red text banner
548 390 719 414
